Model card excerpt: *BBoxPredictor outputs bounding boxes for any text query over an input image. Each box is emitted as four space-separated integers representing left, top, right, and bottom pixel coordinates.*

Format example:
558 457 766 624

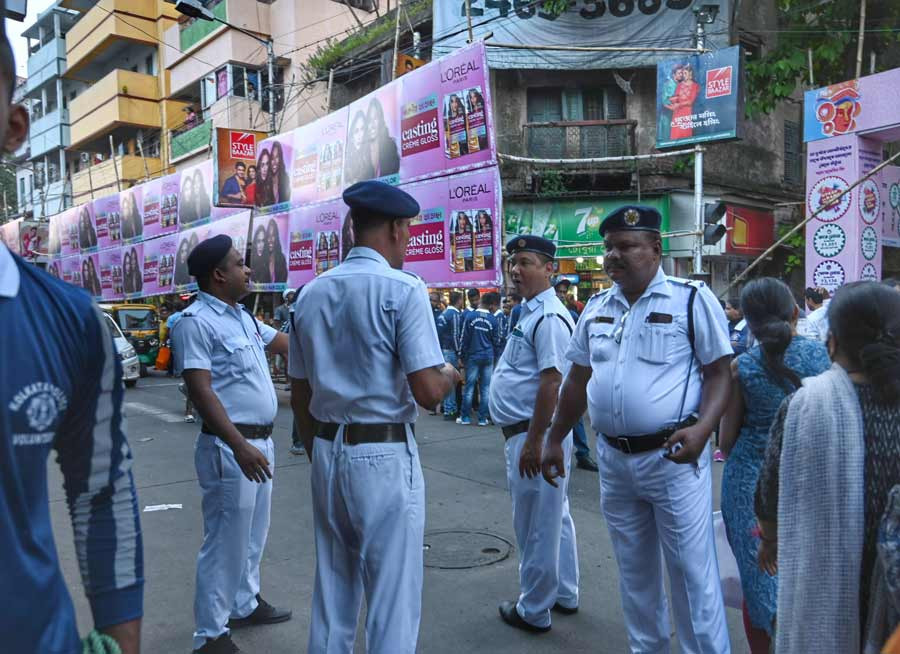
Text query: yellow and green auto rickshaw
100 303 160 377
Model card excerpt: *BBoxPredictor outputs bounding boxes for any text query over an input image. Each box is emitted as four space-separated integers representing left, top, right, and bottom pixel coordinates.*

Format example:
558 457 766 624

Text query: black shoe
552 601 579 615
193 634 242 654
576 455 599 472
227 595 292 629
498 600 551 633
443 412 458 421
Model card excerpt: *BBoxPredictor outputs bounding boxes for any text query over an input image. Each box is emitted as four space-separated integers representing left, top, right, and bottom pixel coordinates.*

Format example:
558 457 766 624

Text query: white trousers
308 426 424 654
192 434 274 650
504 431 579 628
596 440 730 654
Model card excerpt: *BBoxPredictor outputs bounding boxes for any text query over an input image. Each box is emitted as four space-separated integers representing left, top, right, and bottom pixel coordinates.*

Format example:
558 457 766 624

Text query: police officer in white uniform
542 206 734 654
488 235 579 634
289 180 460 654
173 235 292 654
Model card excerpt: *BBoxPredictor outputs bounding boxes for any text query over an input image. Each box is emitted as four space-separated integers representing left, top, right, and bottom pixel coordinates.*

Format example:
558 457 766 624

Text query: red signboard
725 205 774 255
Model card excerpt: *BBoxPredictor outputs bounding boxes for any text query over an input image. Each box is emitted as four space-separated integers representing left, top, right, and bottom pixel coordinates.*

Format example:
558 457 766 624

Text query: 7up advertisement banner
504 196 670 257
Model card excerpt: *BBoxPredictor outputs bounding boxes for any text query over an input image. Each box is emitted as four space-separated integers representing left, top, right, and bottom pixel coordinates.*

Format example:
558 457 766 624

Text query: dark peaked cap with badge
343 180 420 222
187 234 233 277
599 205 663 237
506 234 556 259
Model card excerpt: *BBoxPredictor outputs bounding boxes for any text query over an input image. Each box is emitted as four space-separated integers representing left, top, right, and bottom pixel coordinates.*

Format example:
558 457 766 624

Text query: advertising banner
656 45 742 149
173 210 252 293
76 203 98 253
255 42 496 211
174 227 201 293
99 248 124 301
79 253 102 300
433 0 731 70
94 194 121 251
18 220 47 260
178 160 214 229
505 196 671 257
120 185 144 244
159 172 183 236
249 211 289 292
48 210 65 258
803 68 900 143
285 167 502 289
214 127 268 208
882 165 900 248
143 234 178 297
804 133 883 291
60 254 80 286
123 243 145 298
47 258 62 280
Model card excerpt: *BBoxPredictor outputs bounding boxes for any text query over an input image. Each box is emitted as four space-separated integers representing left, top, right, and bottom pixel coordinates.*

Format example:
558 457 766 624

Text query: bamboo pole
487 42 706 54
497 147 697 165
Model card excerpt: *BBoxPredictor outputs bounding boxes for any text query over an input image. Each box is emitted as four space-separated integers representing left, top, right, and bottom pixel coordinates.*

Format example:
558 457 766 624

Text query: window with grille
784 120 802 186
526 86 627 158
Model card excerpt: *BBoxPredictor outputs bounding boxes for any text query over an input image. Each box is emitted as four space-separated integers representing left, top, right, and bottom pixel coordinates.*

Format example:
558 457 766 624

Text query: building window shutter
562 89 583 121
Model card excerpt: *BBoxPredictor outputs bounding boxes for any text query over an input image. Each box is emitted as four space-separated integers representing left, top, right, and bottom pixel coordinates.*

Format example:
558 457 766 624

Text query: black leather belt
603 416 698 455
318 423 413 445
501 419 552 441
202 423 273 440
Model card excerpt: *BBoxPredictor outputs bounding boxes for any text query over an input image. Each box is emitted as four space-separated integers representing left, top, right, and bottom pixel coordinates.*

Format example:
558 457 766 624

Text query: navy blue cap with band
506 235 556 259
343 180 420 220
599 205 663 237
187 234 233 277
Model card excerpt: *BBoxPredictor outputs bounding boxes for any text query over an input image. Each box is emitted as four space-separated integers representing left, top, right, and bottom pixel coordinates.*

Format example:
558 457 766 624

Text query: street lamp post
175 0 277 135
691 4 719 277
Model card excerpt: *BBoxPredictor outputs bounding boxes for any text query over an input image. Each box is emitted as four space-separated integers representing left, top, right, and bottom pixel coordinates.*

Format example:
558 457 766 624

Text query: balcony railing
170 119 212 161
179 0 227 51
524 119 636 160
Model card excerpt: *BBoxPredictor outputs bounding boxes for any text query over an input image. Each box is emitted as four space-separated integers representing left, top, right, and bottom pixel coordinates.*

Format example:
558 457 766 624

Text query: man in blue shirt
459 291 501 426
495 295 513 354
0 32 144 654
436 290 465 420
219 162 247 204
174 235 292 654
509 292 523 330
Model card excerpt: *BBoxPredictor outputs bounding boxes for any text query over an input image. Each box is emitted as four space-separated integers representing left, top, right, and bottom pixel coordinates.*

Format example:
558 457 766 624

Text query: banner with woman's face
99 247 124 301
249 211 289 292
77 203 99 254
120 186 144 245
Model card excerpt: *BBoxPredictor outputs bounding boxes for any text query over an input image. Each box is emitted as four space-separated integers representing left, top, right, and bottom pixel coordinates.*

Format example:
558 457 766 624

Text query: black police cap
599 205 662 237
187 234 233 278
506 235 556 259
342 180 420 221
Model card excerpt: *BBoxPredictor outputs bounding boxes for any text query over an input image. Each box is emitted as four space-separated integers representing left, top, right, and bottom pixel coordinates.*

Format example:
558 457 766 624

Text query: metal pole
391 0 403 81
109 135 121 192
325 68 334 112
692 16 705 276
855 0 866 79
86 154 96 200
465 0 474 42
267 40 276 134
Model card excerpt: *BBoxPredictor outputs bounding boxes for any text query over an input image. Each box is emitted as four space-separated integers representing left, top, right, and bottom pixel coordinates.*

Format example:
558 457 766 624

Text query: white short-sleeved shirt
566 267 732 437
488 286 575 426
289 246 445 424
173 291 279 425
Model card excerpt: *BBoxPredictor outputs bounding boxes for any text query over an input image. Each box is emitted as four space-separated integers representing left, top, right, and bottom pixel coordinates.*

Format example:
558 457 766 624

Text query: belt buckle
616 437 632 454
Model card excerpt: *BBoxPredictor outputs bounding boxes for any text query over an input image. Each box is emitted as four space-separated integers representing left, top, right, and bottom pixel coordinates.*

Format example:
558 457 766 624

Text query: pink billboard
60 254 80 286
94 194 121 251
99 248 124 301
76 203 98 253
178 160 214 229
143 234 177 296
79 253 102 300
173 210 252 293
249 211 289 291
255 41 495 211
123 243 144 298
285 166 501 289
120 186 144 244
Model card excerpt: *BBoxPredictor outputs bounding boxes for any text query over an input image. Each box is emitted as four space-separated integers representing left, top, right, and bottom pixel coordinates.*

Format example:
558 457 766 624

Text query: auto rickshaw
100 303 160 377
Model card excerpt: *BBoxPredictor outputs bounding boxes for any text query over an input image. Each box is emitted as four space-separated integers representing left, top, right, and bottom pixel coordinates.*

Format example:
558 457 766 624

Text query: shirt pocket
504 333 527 369
588 323 617 363
637 322 678 365
221 336 256 375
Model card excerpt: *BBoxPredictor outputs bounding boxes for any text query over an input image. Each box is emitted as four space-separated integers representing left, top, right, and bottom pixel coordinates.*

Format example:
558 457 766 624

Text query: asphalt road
49 374 751 653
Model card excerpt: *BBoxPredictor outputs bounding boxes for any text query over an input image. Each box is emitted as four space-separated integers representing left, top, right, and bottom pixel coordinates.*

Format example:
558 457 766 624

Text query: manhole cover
423 530 513 569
